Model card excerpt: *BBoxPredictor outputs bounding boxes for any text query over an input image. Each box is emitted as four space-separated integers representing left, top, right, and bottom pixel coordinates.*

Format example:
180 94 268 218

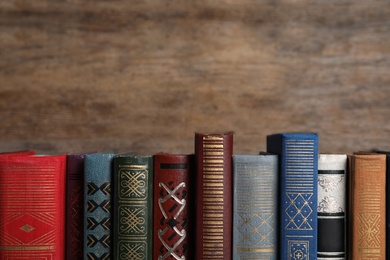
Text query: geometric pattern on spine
0 213 55 245
87 234 111 248
87 183 111 196
233 156 278 260
267 135 317 260
87 200 111 214
357 214 381 248
119 241 147 259
157 181 187 259
87 252 110 260
285 193 314 230
116 163 150 260
236 212 274 247
288 240 309 260
86 182 111 258
0 157 65 259
118 205 147 236
119 168 147 199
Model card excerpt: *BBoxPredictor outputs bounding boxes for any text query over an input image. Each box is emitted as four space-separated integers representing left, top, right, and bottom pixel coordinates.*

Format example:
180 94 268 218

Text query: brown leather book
349 153 386 259
153 154 194 260
195 132 233 260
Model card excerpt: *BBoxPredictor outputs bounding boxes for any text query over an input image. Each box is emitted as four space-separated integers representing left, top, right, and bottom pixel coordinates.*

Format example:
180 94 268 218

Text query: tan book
348 153 386 259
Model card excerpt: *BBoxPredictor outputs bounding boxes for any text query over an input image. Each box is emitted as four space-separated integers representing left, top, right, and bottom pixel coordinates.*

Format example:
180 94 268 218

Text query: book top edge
267 133 318 138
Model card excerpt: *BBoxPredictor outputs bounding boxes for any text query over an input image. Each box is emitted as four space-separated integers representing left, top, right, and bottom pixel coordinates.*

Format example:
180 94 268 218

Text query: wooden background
1 0 390 155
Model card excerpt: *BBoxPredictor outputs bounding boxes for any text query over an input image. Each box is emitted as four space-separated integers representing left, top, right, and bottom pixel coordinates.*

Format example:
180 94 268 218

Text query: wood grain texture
1 0 390 155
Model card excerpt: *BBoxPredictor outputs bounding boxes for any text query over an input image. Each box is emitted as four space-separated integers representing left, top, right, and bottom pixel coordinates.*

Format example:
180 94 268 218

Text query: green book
113 154 153 260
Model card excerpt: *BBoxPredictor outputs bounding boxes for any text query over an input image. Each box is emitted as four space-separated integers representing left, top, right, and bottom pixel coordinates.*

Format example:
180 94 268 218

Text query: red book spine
153 154 194 260
0 151 36 156
195 132 233 260
0 155 67 259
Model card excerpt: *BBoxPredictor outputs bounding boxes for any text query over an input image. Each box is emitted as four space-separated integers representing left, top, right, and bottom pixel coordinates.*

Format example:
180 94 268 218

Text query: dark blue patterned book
267 133 318 260
84 153 115 260
232 154 278 259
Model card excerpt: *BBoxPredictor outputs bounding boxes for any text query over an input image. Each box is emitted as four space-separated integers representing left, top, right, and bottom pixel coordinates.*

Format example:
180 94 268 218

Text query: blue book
232 154 278 259
84 153 115 260
267 133 318 260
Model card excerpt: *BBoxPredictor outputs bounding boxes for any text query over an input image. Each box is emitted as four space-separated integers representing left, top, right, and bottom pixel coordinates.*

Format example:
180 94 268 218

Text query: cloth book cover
267 133 318 260
195 132 233 260
153 154 194 260
232 154 278 259
113 154 153 260
0 154 67 259
66 154 85 260
84 153 115 260
348 153 386 259
317 154 347 259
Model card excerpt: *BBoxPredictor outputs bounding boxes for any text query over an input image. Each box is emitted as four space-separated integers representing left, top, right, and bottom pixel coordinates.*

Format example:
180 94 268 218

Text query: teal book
233 154 279 259
267 133 318 260
84 153 115 260
113 155 153 260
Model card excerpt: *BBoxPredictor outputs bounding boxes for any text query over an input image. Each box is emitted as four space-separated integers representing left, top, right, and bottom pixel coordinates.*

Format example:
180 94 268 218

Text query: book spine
0 155 67 259
232 155 278 259
349 154 386 259
66 154 85 260
113 155 153 260
84 153 114 260
317 154 347 259
387 155 390 260
153 154 194 260
267 133 318 259
195 132 233 260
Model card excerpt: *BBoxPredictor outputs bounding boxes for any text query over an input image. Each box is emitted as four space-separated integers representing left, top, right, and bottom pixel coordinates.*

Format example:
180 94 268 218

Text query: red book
153 154 194 260
0 151 36 156
195 132 233 260
0 154 67 259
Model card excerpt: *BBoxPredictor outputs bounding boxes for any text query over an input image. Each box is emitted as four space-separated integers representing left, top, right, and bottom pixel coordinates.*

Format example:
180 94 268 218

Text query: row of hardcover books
0 132 388 259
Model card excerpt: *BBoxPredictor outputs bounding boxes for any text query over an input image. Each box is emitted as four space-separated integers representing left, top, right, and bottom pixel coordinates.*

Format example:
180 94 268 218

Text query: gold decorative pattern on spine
358 179 382 256
202 136 225 258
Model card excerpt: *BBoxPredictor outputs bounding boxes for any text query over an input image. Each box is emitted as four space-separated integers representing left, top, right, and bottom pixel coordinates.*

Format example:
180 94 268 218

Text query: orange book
349 153 386 259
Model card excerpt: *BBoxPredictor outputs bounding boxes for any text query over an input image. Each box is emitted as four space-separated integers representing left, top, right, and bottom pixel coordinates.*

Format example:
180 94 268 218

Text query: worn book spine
195 132 233 260
84 153 115 260
153 154 194 260
267 133 318 259
113 155 153 260
349 154 386 259
317 154 347 260
0 155 67 259
66 154 85 260
232 154 278 259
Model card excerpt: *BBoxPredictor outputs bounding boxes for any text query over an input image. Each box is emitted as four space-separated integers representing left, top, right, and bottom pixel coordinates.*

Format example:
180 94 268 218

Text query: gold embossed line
118 165 148 170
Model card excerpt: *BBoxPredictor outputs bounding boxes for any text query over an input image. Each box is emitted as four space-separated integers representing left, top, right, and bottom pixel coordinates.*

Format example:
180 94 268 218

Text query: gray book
233 154 278 259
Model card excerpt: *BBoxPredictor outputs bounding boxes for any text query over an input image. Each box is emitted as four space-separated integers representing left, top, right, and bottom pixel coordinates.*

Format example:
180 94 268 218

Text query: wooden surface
1 1 390 155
